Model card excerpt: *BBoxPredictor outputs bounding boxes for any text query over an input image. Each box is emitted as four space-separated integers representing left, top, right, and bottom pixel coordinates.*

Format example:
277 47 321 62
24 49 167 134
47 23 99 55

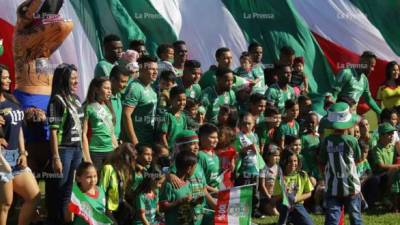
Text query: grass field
252 209 399 225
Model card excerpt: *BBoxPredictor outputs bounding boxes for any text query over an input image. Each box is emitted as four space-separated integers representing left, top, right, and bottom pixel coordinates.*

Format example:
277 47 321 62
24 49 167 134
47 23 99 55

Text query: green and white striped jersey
320 134 361 197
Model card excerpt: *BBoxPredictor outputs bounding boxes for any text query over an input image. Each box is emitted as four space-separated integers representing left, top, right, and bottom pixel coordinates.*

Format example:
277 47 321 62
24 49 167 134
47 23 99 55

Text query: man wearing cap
334 51 381 115
320 102 363 225
366 122 400 206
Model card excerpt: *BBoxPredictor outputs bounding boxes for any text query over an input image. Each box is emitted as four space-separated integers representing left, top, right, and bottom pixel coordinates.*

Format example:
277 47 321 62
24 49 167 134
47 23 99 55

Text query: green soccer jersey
123 80 158 144
201 87 236 124
276 120 300 139
134 191 159 225
160 182 194 225
234 67 256 80
176 78 202 101
273 171 314 204
159 111 188 150
234 132 265 176
320 134 361 197
371 143 395 175
199 67 217 89
84 103 114 152
73 186 106 225
198 150 220 188
168 163 206 225
301 133 321 179
94 60 114 77
356 159 371 179
264 83 296 113
111 93 122 139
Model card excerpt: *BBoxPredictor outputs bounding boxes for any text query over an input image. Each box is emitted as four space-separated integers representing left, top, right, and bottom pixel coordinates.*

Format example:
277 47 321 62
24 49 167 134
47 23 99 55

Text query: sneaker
252 209 266 218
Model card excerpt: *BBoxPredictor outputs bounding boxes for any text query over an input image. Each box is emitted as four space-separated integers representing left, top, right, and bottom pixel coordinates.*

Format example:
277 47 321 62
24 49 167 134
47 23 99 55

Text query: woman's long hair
84 77 115 124
0 64 20 105
105 143 137 190
384 61 399 85
50 63 78 99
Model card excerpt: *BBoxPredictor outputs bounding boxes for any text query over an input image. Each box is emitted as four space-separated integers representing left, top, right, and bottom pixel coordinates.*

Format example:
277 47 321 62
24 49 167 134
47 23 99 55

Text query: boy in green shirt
122 55 158 145
159 86 188 152
256 106 282 152
201 67 236 124
177 60 202 101
110 65 130 140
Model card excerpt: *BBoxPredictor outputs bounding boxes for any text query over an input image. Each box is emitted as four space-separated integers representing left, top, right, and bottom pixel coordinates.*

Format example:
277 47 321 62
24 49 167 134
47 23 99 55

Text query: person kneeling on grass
272 150 314 225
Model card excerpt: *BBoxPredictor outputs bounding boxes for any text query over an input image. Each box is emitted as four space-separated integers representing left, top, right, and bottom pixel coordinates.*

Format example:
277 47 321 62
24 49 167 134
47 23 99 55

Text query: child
153 144 170 174
297 95 312 131
357 142 372 183
82 77 118 171
272 151 314 225
156 44 175 76
290 56 308 96
217 104 239 131
197 123 220 193
156 70 177 115
358 118 377 151
132 144 153 193
67 162 106 225
99 143 137 225
159 86 188 151
234 52 257 82
234 113 266 218
320 102 363 225
256 106 282 152
160 150 201 225
201 67 236 124
249 93 267 126
216 126 237 189
177 60 202 101
259 144 280 216
276 100 300 149
184 98 204 131
134 167 165 225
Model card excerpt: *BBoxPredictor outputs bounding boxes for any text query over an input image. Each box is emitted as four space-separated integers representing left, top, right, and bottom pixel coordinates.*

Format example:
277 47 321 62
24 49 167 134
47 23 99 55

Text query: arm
0 151 11 173
123 106 138 145
295 192 312 203
376 162 400 172
50 129 63 174
204 187 217 209
17 128 28 168
259 177 270 198
138 210 150 225
160 133 168 149
81 118 92 162
159 196 192 212
363 91 381 115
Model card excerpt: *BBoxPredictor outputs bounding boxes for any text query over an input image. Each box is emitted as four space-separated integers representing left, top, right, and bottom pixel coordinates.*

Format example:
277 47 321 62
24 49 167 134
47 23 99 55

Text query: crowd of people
0 32 400 225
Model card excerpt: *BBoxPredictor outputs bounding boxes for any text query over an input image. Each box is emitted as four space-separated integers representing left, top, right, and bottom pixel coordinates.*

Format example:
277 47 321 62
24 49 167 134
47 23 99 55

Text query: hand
0 138 8 148
180 195 193 204
0 115 5 126
52 158 63 174
168 173 186 189
17 154 28 169
191 196 204 205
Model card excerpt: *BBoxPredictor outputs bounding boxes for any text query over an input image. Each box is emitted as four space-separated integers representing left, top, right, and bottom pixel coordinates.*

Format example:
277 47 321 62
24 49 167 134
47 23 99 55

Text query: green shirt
84 103 114 152
123 80 158 144
273 171 314 204
301 134 321 178
265 83 295 113
357 159 371 179
160 182 194 225
111 92 122 139
335 68 381 114
371 143 395 174
94 60 114 77
234 67 256 80
199 67 217 89
320 134 361 197
276 120 300 139
201 87 236 124
134 191 159 225
234 132 265 176
176 78 202 101
159 111 188 150
198 151 220 188
73 186 106 225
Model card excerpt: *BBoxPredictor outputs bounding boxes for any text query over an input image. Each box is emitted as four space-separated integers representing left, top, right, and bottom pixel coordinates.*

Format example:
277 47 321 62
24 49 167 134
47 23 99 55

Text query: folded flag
68 183 113 225
214 185 253 225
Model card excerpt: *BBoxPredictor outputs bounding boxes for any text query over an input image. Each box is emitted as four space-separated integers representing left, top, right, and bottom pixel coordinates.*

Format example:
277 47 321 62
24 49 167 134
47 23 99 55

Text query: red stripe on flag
215 189 231 225
313 32 389 99
0 18 15 91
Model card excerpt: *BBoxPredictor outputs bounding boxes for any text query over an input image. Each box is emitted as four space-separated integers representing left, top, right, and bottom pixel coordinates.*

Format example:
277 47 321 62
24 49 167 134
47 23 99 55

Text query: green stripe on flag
350 0 400 56
120 0 178 56
222 0 335 108
71 0 146 59
239 186 252 225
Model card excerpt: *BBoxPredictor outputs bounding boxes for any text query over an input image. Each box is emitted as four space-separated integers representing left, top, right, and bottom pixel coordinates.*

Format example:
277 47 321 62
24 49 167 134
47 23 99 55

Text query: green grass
252 209 399 225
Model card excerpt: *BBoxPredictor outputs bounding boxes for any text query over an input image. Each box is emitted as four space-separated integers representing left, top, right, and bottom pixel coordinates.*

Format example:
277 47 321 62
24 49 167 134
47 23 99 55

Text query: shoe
252 210 266 218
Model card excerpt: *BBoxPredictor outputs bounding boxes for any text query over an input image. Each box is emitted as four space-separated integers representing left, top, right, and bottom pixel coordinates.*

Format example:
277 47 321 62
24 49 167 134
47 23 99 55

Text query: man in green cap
320 102 363 225
366 122 400 206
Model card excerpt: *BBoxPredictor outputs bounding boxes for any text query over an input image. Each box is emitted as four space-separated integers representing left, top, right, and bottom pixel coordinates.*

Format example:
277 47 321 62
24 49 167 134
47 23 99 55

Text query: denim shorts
0 149 31 183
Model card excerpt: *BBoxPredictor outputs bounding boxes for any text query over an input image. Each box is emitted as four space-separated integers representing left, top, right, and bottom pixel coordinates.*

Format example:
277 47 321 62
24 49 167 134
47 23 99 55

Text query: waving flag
68 183 113 225
214 185 253 225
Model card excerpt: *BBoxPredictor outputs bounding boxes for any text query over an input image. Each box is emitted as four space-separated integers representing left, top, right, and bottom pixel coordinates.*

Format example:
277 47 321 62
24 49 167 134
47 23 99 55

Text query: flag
218 148 237 191
218 170 234 191
68 183 113 225
277 168 290 208
214 185 253 225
